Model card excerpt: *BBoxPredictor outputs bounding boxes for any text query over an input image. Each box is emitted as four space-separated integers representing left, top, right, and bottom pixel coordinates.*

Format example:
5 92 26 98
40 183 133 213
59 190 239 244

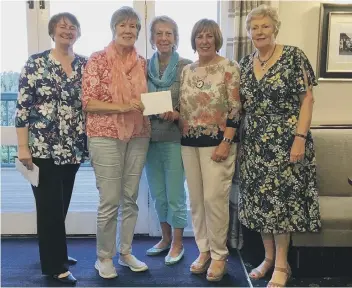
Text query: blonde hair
191 19 223 52
246 4 281 37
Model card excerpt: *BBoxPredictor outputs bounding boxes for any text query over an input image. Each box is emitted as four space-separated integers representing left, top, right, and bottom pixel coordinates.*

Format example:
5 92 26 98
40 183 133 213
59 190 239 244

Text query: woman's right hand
18 146 33 170
118 100 144 113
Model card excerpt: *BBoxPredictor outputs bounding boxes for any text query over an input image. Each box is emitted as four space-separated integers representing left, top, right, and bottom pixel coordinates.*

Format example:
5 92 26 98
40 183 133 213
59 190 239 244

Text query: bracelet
295 133 307 139
222 137 232 144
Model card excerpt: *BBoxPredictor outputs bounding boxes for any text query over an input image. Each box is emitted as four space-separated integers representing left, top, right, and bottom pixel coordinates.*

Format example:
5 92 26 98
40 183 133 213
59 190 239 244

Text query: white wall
276 1 352 125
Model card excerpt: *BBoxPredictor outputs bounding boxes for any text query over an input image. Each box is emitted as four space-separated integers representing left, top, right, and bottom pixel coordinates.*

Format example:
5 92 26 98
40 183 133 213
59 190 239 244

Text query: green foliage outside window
1 71 19 164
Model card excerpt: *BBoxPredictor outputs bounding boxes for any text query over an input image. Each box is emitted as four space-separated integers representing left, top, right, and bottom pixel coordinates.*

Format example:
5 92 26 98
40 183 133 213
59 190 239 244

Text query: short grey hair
191 19 223 53
149 16 179 50
246 4 281 37
110 6 142 39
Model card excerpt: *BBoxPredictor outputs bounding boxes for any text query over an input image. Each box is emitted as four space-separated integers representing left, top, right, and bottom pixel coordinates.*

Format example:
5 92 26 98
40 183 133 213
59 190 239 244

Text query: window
1 0 222 236
154 0 219 61
1 1 30 166
48 1 133 57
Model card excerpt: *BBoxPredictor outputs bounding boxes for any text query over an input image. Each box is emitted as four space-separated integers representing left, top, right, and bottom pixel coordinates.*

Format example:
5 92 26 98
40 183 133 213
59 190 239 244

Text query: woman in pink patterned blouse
82 7 150 279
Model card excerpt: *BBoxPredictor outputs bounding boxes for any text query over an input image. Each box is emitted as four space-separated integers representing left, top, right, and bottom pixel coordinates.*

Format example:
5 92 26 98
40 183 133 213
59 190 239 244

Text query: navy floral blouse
15 50 88 165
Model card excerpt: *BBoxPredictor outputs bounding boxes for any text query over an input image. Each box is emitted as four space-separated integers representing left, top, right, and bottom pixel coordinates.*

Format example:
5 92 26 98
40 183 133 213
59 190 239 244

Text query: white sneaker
95 259 118 279
118 254 148 272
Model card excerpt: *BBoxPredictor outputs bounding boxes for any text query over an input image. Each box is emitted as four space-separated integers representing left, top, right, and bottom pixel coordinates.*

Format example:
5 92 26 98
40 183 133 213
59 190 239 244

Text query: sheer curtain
225 1 271 62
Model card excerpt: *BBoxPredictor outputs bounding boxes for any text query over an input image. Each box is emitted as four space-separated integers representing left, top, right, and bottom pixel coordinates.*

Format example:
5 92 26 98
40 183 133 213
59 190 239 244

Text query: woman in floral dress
238 5 321 287
15 13 86 284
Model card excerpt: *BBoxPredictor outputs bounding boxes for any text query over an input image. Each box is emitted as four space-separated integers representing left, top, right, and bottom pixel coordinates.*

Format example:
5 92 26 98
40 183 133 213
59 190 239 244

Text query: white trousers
181 144 237 260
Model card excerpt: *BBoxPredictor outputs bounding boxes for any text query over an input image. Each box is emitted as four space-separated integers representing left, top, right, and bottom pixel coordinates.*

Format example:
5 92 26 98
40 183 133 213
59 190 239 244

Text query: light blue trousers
145 142 187 229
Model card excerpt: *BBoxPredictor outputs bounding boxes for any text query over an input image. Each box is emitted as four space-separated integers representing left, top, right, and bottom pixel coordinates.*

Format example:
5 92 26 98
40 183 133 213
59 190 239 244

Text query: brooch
196 79 204 89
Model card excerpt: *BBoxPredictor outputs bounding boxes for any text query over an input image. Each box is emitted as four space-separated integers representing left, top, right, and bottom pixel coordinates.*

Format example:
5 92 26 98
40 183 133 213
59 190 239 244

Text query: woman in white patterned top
179 19 241 282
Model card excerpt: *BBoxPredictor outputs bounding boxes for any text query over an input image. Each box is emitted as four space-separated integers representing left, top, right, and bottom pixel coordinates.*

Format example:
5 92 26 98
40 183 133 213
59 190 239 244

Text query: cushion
312 128 352 197
319 196 352 230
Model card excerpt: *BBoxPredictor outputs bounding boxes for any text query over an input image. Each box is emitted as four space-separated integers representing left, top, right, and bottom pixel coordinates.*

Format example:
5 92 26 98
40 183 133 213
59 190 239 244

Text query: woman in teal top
145 15 192 265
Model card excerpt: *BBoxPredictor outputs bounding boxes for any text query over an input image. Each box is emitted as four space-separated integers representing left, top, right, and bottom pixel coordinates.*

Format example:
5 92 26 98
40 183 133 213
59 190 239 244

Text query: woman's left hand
211 142 231 162
159 111 179 122
290 137 306 163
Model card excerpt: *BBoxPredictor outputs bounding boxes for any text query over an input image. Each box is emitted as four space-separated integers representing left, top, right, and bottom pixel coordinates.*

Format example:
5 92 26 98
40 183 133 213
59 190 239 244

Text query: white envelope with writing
141 91 173 116
15 158 39 187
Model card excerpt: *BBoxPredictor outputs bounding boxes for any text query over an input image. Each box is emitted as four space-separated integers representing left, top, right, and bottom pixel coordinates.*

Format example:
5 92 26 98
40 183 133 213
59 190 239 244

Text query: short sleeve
292 47 318 94
238 55 251 104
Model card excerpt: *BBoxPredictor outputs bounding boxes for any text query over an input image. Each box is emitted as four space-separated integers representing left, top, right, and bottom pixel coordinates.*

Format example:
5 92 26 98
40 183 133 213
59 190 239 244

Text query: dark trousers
31 158 80 275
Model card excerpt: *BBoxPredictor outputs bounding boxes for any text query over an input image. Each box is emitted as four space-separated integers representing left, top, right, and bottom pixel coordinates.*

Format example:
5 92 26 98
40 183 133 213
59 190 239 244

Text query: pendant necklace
159 61 168 79
195 56 217 89
196 78 205 89
257 44 276 71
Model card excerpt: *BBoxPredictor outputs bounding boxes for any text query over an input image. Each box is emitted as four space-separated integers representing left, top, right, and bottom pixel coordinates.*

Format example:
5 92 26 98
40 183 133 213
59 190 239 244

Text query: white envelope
141 91 173 116
15 158 39 187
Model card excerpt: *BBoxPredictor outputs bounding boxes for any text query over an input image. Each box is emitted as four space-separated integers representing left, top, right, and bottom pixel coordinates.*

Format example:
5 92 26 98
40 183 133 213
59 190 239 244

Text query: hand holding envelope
15 158 39 187
159 111 179 122
140 91 173 116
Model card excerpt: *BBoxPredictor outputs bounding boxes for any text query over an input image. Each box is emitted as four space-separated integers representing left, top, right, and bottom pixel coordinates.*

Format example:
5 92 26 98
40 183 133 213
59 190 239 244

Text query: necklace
195 72 208 89
195 56 218 89
196 78 205 89
257 44 276 71
159 61 168 69
158 60 168 79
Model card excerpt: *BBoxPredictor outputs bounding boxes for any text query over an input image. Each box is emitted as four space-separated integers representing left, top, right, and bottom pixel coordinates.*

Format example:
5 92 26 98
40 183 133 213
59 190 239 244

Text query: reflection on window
1 1 27 165
49 1 133 58
1 1 28 74
155 0 218 62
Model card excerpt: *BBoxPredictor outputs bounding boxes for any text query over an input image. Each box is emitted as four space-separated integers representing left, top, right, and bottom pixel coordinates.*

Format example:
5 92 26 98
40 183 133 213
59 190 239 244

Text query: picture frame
317 3 352 82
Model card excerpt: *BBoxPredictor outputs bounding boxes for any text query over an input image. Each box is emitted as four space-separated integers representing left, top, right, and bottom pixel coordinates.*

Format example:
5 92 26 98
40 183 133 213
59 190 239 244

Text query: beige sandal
190 257 211 274
206 261 228 282
249 258 274 280
267 265 292 288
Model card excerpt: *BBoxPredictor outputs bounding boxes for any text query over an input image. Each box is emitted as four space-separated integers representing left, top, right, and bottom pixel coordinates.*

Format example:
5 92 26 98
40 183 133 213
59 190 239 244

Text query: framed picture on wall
317 3 352 81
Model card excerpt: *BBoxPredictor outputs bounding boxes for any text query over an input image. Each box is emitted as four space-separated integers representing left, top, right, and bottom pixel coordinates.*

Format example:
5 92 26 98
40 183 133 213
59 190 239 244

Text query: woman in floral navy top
15 13 87 284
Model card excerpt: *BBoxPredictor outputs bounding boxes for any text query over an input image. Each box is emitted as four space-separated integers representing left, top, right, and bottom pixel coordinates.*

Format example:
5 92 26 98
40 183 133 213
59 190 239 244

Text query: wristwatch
222 137 232 144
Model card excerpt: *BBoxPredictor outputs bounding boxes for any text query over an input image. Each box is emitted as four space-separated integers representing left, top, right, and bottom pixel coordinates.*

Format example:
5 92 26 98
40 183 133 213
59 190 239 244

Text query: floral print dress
238 46 321 234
